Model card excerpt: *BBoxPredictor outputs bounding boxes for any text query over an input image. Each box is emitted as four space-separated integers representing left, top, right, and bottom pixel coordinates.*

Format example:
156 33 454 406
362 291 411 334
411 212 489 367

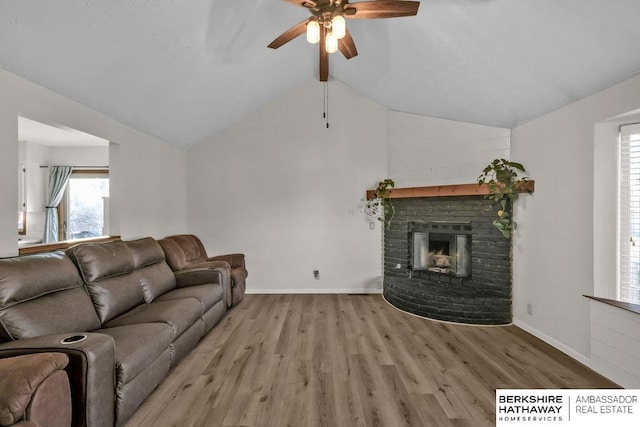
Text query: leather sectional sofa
0 236 239 427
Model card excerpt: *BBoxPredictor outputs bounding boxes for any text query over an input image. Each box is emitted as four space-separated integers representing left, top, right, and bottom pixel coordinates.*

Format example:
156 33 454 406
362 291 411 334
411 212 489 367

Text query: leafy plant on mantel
477 159 531 238
363 178 395 229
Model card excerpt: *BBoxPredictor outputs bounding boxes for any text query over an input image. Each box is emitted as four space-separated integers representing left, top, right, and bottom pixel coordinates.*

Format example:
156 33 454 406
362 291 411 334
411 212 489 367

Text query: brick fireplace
383 195 512 325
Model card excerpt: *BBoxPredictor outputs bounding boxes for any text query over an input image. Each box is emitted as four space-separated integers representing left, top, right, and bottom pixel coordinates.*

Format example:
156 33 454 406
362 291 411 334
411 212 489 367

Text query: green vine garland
363 178 395 229
374 178 395 229
477 159 530 238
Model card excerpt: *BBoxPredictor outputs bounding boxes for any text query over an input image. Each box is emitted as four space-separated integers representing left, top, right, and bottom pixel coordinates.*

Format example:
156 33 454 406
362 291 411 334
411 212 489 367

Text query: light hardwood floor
125 294 618 427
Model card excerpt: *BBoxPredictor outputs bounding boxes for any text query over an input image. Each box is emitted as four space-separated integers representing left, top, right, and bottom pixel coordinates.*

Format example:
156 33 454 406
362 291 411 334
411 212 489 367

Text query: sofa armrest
208 254 245 270
0 352 70 427
190 260 230 271
175 267 231 308
174 267 223 287
0 333 116 427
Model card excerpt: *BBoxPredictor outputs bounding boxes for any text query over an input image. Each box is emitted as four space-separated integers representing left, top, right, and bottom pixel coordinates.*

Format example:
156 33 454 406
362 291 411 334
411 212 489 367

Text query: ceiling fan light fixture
325 32 339 54
331 15 346 39
268 0 420 80
306 19 320 44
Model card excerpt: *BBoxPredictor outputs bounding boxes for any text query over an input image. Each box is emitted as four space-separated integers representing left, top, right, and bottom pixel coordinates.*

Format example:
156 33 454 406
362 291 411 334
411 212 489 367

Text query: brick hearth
383 196 512 325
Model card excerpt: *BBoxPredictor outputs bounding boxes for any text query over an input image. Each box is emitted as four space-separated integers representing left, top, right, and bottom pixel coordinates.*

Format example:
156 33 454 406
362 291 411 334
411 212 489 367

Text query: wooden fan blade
319 25 328 81
268 19 309 49
283 0 317 8
344 1 420 19
338 28 358 59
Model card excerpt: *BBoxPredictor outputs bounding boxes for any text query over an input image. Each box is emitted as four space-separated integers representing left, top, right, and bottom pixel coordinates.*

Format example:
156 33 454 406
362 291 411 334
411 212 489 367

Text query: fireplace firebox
411 230 471 277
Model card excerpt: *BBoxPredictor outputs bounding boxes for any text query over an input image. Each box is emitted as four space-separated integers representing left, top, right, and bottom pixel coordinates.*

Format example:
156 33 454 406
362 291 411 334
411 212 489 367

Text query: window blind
619 124 640 304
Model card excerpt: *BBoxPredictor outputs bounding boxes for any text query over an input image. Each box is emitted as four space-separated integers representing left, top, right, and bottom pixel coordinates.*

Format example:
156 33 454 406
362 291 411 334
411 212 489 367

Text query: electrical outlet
527 303 533 315
313 270 320 280
369 221 375 230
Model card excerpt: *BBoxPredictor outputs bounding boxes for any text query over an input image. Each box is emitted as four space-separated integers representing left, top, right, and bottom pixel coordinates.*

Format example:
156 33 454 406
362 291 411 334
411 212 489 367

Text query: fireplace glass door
411 231 471 277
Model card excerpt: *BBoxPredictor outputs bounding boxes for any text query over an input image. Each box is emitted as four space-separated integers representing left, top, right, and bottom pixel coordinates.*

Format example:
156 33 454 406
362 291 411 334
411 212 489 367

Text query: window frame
57 168 109 241
618 124 640 304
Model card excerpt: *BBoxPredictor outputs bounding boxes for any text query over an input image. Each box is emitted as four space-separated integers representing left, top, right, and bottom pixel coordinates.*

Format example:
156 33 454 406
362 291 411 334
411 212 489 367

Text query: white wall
0 68 188 256
389 112 510 187
187 80 388 293
511 74 640 364
45 145 109 167
188 80 512 294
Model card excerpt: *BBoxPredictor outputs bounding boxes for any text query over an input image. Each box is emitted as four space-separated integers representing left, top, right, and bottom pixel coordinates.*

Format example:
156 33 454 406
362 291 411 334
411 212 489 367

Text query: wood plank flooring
125 294 618 427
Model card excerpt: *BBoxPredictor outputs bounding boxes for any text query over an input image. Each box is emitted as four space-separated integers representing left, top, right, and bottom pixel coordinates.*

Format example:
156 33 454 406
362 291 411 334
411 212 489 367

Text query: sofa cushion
67 241 134 283
126 237 165 270
96 323 173 386
67 242 145 324
0 288 102 341
157 239 187 271
103 299 202 339
114 349 170 424
154 284 224 313
138 263 177 303
173 235 207 264
125 238 177 303
161 235 208 266
0 252 100 341
80 274 146 326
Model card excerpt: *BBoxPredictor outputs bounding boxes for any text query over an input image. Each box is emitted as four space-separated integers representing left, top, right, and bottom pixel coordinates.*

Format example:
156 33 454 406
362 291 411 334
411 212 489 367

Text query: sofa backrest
125 237 176 303
66 240 145 324
158 234 208 271
0 252 101 342
66 238 178 324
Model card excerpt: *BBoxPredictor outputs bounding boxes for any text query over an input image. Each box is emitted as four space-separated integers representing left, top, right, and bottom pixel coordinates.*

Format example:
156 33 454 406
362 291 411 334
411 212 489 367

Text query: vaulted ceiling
2 1 640 149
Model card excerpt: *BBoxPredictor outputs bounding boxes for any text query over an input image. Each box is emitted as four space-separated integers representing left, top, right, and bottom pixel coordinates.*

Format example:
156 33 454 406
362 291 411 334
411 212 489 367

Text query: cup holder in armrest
60 334 88 344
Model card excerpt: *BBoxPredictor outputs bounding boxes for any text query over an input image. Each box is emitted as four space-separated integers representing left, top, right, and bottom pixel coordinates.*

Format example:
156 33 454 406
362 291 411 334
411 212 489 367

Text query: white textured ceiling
1 0 640 149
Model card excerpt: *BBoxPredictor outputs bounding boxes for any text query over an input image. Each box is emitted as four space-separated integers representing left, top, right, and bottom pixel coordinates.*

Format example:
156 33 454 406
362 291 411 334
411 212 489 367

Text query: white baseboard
513 318 591 367
245 288 384 295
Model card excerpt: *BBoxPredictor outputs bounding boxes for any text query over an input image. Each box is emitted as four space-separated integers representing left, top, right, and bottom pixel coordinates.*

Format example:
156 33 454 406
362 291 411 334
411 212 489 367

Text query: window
59 170 109 240
618 124 640 304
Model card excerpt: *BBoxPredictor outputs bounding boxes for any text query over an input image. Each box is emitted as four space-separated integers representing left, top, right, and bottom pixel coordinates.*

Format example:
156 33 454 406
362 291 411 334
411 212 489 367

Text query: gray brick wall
383 196 512 324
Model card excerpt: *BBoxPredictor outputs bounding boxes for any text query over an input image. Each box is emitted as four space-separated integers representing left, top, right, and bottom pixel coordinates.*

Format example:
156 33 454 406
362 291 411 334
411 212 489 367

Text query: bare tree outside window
67 175 109 239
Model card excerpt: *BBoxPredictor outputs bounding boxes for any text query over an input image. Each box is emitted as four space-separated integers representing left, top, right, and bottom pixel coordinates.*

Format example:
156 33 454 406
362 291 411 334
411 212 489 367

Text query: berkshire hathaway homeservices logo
496 389 640 426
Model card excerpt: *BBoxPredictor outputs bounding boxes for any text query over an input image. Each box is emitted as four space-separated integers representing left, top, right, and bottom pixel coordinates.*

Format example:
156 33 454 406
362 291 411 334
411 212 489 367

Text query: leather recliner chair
0 352 72 427
158 234 247 308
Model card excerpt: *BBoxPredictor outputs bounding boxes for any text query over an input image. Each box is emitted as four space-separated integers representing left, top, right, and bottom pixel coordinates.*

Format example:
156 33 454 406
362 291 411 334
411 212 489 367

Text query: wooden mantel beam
365 181 535 200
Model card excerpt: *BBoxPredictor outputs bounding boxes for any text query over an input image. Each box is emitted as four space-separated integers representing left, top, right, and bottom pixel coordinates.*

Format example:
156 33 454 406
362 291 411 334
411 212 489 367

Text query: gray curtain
43 166 73 243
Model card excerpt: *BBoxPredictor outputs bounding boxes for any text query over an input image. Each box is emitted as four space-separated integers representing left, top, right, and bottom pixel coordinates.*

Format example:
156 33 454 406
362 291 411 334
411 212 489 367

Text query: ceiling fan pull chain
325 81 330 129
323 81 326 121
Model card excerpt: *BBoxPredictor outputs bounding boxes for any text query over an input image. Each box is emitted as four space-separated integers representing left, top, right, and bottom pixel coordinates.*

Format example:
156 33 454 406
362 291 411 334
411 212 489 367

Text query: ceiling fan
268 0 420 81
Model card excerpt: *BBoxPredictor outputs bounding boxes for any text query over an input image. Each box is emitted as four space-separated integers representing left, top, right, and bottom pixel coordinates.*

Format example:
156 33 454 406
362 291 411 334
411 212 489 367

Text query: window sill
584 295 640 315
18 235 121 256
